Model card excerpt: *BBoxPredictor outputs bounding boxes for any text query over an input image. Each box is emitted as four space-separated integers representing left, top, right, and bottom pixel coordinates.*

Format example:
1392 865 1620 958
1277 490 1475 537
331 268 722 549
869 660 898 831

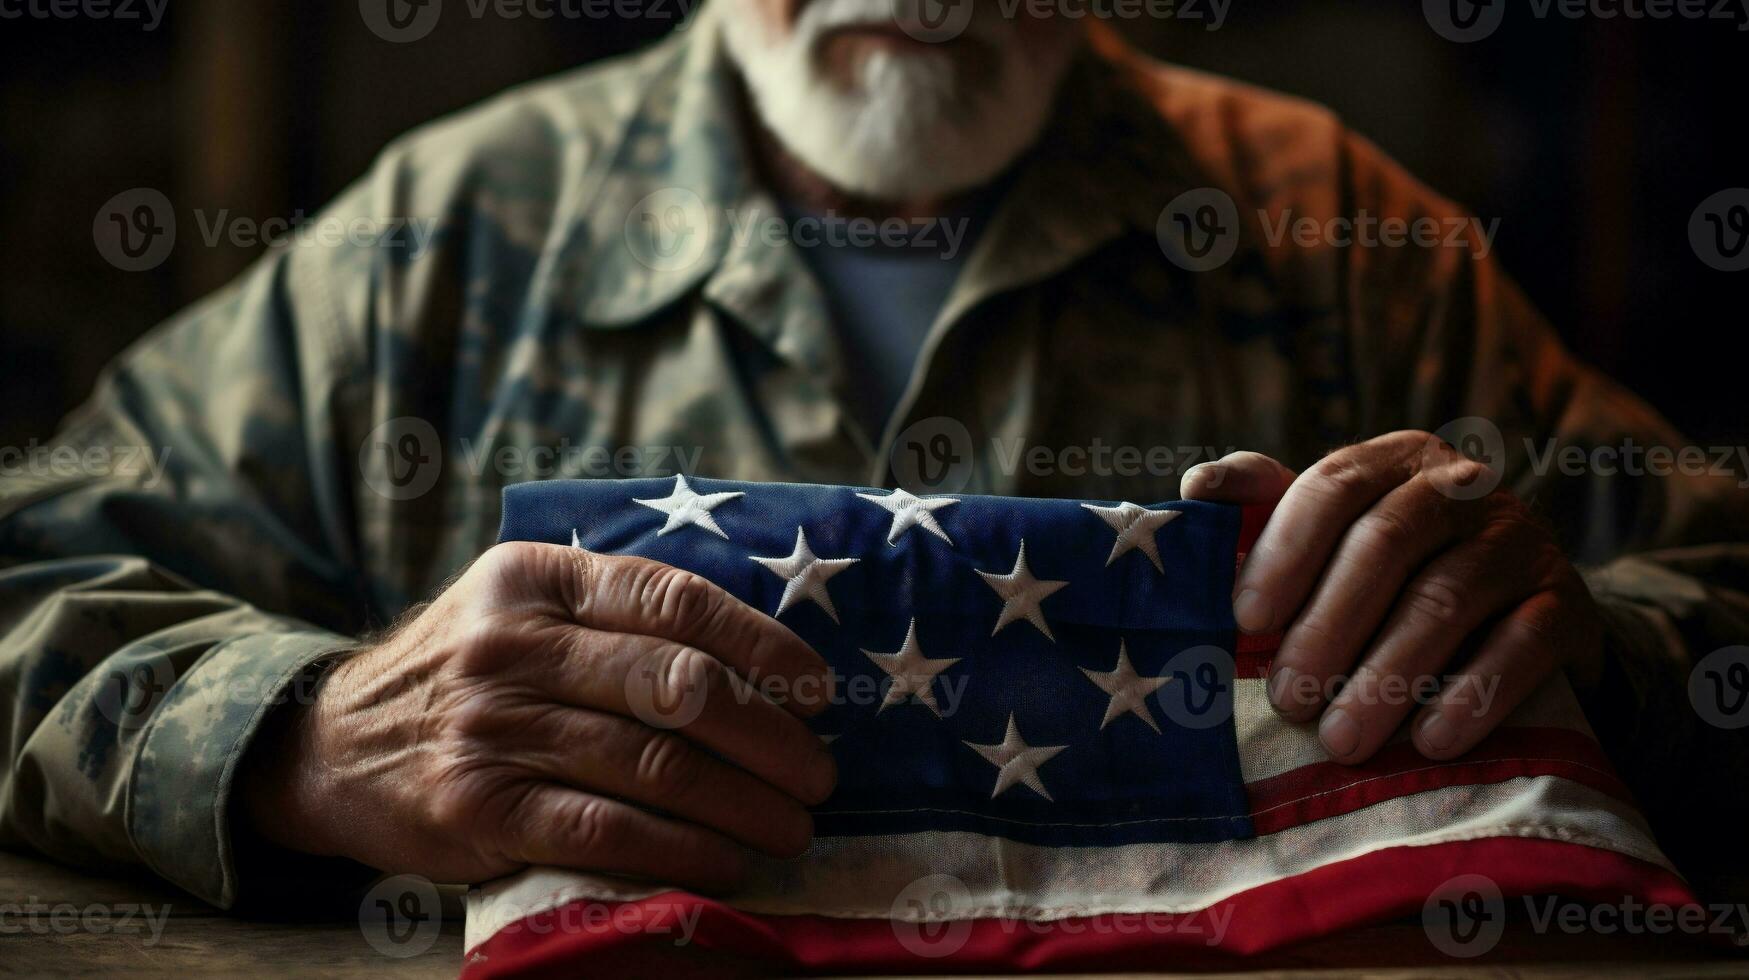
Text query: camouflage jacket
3 8 1746 909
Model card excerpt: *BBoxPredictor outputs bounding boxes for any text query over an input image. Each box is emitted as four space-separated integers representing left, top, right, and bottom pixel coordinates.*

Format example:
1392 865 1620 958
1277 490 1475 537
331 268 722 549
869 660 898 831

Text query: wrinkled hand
243 541 837 889
1181 431 1603 765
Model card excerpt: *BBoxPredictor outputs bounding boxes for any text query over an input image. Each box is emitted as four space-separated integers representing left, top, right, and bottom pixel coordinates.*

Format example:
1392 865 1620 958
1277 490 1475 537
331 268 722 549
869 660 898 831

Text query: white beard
719 0 1081 201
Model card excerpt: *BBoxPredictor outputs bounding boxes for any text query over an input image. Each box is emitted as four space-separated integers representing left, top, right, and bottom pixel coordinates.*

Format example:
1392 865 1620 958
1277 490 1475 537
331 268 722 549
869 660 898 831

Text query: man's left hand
1181 430 1604 765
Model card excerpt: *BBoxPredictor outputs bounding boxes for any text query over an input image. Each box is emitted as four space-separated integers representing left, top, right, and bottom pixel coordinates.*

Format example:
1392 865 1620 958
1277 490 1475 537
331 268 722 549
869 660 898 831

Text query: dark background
1 0 1743 448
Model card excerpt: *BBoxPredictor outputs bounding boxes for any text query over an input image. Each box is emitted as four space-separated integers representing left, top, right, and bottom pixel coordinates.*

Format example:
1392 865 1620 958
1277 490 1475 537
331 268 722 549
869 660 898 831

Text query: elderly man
2 0 1745 913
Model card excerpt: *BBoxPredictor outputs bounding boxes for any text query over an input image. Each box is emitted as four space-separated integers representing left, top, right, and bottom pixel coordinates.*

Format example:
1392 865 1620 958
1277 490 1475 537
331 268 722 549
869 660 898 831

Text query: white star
1081 502 1182 573
977 540 1069 641
856 488 959 546
634 475 745 539
751 527 859 624
862 619 961 717
1080 641 1173 733
963 714 1069 802
571 528 583 549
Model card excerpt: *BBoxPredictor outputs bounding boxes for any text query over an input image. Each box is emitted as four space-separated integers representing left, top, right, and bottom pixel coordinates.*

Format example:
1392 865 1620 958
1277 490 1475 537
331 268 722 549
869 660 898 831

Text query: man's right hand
240 541 838 891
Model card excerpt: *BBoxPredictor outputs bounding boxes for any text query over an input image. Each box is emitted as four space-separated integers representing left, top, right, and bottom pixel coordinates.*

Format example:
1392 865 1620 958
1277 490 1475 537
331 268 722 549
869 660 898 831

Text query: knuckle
1433 456 1495 493
1402 575 1467 624
440 688 506 740
562 547 601 615
1294 615 1340 644
481 539 543 578
1509 602 1564 645
565 795 618 857
426 768 508 835
1350 507 1419 554
425 782 475 834
636 732 705 794
452 617 509 672
643 564 726 630
1306 452 1374 500
657 643 728 701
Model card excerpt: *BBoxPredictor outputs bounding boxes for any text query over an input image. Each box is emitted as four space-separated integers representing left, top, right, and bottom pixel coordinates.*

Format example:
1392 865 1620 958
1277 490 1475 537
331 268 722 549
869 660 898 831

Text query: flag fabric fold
465 476 1689 976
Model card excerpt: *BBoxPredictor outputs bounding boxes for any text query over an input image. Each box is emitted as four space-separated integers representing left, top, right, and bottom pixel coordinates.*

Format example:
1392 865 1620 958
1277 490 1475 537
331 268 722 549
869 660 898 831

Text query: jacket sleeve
1336 130 1749 899
0 202 381 908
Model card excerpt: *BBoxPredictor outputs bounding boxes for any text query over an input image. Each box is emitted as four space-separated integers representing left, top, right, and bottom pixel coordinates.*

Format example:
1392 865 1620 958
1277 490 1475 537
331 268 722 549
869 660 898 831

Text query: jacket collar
571 11 1215 346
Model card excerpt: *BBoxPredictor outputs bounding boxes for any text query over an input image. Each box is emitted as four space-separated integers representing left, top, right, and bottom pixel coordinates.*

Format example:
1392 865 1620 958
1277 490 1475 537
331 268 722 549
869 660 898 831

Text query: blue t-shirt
784 196 996 437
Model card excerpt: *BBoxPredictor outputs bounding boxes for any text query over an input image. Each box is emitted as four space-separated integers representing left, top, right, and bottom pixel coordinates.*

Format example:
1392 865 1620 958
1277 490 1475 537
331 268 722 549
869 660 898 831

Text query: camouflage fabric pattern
3 6 1747 908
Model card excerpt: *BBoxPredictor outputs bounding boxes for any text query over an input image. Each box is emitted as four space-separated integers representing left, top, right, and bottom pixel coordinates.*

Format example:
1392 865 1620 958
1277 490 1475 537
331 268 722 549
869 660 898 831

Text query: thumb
1181 451 1299 505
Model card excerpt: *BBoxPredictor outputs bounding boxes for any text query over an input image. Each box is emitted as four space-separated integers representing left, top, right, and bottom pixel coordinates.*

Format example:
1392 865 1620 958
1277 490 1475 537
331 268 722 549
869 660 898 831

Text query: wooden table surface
3 849 1742 978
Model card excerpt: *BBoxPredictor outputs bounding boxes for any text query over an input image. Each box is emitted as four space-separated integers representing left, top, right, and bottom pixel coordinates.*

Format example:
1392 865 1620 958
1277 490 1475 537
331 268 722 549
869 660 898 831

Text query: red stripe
1233 504 1281 668
461 838 1695 978
1233 642 1277 676
1245 726 1630 835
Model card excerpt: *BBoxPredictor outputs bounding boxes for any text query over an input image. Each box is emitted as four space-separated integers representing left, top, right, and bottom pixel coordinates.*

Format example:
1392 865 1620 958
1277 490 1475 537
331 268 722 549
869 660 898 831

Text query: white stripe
465 774 1671 950
1234 673 1598 783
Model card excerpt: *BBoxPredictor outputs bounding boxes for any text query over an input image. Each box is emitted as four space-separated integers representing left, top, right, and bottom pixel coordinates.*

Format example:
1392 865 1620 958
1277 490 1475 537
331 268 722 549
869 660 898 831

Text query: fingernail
1418 711 1456 752
1319 707 1360 758
1267 665 1300 711
1184 462 1225 494
1233 590 1271 634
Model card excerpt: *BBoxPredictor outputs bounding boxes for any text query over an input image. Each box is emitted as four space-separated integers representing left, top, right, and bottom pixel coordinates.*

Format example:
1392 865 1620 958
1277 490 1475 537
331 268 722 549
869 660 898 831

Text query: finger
565 550 834 716
1232 431 1430 635
505 785 752 893
1314 521 1551 762
1180 452 1299 504
1270 473 1495 721
1410 590 1571 761
519 707 815 858
550 629 838 805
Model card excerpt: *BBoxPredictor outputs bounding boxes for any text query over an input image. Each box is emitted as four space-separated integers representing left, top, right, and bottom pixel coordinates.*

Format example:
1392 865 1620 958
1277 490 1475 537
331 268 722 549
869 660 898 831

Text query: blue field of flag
500 477 1257 847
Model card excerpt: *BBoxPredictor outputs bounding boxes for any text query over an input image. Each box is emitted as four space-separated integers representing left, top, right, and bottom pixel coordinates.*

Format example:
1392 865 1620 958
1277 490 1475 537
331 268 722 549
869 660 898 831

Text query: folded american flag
464 476 1690 976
